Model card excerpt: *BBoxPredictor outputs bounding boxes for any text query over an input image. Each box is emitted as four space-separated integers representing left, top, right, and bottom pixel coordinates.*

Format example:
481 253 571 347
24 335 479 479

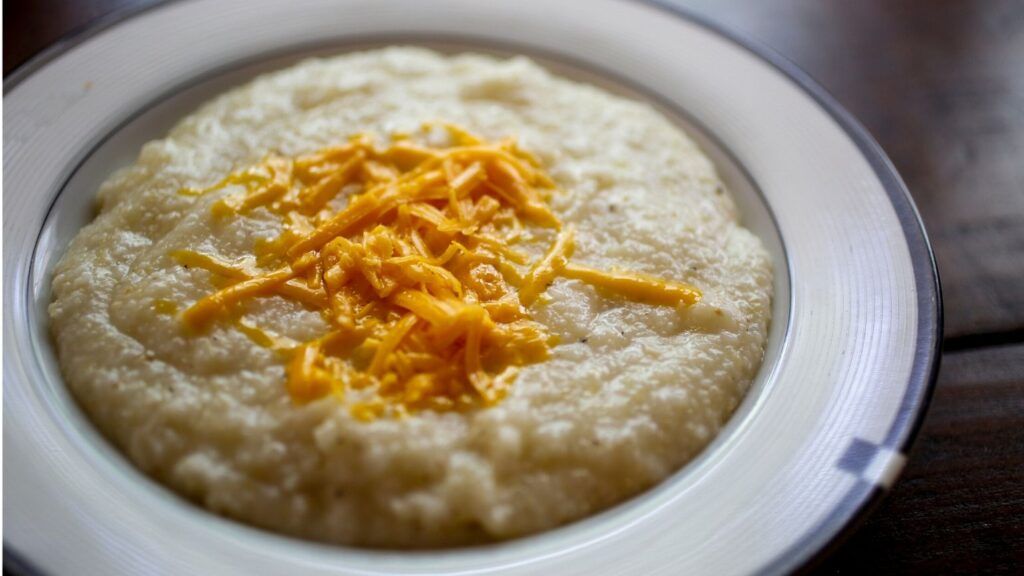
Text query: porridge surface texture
49 48 772 546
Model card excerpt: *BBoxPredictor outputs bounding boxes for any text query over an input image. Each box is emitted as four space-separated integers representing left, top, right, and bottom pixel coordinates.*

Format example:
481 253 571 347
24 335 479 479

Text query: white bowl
3 1 941 574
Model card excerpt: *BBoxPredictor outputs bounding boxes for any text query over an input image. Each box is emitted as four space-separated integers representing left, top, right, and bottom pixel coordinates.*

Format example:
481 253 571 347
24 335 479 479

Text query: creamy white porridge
49 48 772 547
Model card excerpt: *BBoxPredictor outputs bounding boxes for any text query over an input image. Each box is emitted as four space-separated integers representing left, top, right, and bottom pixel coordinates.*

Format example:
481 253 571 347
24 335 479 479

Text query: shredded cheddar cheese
173 124 701 419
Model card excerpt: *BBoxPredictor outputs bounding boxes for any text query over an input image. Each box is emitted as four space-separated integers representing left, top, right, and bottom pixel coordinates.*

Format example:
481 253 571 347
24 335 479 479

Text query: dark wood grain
5 1 1024 574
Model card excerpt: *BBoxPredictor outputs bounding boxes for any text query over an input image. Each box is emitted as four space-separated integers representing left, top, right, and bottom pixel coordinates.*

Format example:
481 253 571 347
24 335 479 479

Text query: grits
49 48 772 546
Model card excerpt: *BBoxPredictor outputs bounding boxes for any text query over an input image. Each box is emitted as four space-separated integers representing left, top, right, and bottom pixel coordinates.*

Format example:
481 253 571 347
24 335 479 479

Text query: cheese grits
49 48 772 546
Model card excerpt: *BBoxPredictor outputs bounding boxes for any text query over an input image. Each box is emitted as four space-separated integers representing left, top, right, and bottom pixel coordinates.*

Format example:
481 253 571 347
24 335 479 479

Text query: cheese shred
173 124 701 418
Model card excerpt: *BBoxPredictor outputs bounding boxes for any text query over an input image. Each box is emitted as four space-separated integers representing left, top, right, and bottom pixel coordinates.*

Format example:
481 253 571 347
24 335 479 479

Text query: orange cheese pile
173 124 701 419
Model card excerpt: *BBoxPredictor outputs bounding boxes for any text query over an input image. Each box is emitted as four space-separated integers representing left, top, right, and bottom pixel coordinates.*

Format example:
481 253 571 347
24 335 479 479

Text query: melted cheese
174 124 701 418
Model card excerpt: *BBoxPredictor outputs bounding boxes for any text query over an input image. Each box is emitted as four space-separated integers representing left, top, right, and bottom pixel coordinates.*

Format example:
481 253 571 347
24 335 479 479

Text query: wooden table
5 1 1022 573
